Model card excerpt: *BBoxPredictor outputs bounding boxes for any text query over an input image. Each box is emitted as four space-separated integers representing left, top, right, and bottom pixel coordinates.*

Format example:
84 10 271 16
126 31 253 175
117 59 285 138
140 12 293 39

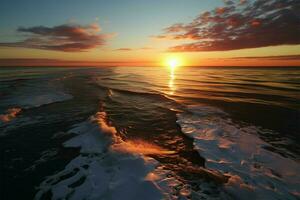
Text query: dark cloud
154 0 300 52
0 23 113 52
223 0 235 6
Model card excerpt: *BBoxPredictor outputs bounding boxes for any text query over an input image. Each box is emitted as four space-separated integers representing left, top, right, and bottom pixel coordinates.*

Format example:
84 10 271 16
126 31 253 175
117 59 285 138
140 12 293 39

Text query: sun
165 57 182 70
168 59 179 68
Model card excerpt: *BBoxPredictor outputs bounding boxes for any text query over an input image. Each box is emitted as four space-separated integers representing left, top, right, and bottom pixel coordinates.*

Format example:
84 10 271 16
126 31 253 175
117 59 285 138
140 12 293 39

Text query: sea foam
177 105 300 200
1 77 73 110
35 111 178 200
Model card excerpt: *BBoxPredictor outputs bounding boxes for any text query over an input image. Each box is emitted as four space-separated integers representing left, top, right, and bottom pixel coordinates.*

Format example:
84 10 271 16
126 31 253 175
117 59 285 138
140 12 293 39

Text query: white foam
177 105 300 199
2 79 73 110
35 112 177 200
15 92 72 109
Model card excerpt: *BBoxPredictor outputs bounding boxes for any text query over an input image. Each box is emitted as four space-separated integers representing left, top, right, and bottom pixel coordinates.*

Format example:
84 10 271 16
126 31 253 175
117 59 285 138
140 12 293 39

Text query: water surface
0 66 299 199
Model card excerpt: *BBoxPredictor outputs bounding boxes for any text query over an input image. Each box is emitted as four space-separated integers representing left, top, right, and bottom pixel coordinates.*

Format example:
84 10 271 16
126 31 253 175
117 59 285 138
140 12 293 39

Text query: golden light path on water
166 57 182 95
169 67 176 95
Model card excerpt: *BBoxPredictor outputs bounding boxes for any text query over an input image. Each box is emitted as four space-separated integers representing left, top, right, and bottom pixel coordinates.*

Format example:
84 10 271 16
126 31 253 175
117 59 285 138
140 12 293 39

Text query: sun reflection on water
168 66 176 95
164 56 183 95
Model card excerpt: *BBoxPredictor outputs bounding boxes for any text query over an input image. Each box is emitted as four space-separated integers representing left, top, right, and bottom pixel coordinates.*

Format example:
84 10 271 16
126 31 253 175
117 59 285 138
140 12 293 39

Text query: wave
34 111 181 200
94 83 175 104
0 78 30 83
94 83 156 97
171 79 300 94
112 139 176 155
34 110 235 199
18 92 73 109
0 107 21 123
1 81 73 110
176 105 300 200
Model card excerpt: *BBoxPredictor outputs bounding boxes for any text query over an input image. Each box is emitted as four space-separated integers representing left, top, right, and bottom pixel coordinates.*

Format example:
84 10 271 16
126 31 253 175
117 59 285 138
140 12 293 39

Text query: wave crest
0 107 21 123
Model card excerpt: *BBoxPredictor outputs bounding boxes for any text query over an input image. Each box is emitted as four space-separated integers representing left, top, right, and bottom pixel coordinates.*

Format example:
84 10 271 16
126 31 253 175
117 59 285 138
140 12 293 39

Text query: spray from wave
35 110 181 200
177 105 300 199
0 107 21 123
112 139 176 155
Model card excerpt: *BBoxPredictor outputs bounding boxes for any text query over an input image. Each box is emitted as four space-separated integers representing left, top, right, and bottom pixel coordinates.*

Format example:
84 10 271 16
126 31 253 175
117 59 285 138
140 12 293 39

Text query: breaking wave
177 105 300 199
0 107 21 123
35 111 183 200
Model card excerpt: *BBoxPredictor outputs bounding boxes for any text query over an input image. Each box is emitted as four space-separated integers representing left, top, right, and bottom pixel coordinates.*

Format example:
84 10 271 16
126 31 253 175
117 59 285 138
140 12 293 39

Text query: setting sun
168 58 179 68
165 56 183 69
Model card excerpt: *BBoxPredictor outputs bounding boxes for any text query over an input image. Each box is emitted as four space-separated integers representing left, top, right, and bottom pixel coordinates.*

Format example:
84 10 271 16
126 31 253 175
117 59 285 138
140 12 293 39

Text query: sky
0 0 299 66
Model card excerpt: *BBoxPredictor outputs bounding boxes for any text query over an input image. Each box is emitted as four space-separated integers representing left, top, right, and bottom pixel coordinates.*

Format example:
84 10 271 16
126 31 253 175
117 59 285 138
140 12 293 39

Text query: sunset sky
0 0 299 66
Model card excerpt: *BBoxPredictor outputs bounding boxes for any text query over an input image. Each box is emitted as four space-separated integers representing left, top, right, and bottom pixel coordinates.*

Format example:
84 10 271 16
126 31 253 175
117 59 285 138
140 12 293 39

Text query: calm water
0 66 299 200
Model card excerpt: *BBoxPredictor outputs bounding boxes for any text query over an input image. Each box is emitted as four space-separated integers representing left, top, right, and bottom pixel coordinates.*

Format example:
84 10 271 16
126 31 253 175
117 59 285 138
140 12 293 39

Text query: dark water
0 66 299 200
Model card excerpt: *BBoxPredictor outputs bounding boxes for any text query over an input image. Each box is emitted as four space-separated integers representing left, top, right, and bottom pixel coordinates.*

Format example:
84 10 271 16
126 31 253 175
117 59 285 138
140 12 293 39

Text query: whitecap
35 112 179 200
177 105 300 199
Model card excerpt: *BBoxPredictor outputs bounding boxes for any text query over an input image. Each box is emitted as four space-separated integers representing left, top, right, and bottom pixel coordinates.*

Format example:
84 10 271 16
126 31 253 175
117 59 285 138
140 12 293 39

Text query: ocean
0 66 299 200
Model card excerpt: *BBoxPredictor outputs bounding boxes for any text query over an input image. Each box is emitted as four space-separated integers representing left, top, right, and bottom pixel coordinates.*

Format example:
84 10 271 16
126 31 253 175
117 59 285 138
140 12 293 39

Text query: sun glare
168 59 179 68
165 56 183 70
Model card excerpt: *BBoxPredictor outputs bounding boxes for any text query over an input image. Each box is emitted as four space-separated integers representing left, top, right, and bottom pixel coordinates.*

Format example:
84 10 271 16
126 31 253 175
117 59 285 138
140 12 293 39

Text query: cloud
230 55 300 60
139 47 154 50
114 48 133 51
154 0 300 52
0 23 114 52
114 47 154 51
